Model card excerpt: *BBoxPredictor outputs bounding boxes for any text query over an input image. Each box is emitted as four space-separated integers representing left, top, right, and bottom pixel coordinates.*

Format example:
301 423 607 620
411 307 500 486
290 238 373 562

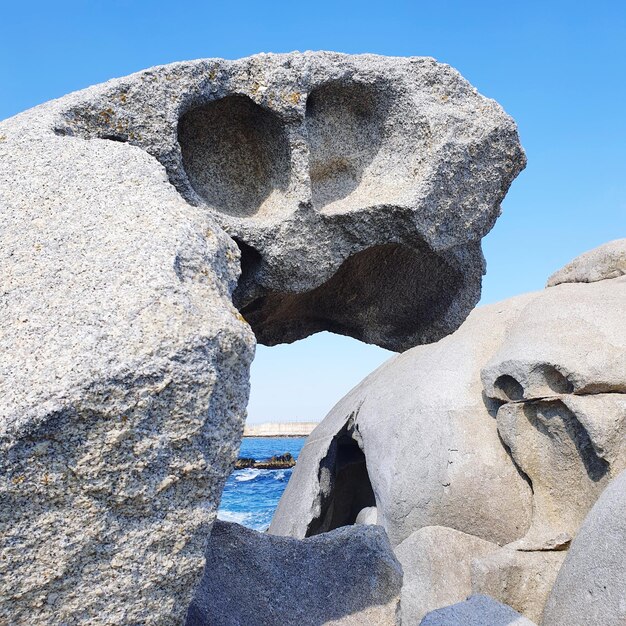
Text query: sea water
217 437 306 531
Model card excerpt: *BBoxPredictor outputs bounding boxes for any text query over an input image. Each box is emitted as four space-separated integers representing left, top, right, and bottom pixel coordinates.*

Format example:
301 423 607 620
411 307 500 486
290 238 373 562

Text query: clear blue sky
3 1 625 422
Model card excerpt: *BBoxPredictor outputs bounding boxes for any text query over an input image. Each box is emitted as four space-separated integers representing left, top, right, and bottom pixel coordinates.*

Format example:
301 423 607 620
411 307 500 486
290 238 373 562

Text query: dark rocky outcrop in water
235 453 295 470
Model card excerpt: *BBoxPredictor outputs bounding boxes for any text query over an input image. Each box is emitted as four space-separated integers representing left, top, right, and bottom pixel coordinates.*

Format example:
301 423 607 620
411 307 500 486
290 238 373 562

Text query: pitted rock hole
178 95 291 217
306 80 388 211
237 242 464 352
307 422 376 536
493 375 525 402
534 364 575 395
100 134 128 143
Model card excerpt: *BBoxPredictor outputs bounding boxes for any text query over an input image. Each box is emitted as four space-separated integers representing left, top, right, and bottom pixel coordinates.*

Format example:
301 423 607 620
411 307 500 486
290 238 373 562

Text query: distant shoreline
243 422 319 438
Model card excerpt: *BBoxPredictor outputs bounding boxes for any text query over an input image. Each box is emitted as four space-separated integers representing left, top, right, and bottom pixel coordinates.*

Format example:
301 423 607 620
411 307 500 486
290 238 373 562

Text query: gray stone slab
186 521 402 625
419 594 536 626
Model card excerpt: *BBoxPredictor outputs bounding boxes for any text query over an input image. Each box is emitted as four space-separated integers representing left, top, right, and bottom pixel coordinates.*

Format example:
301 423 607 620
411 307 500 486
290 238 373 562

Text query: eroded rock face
52 51 526 351
186 521 403 626
270 296 536 546
482 276 626 550
482 277 626 400
471 548 566 623
494 398 622 550
395 526 499 625
0 52 525 624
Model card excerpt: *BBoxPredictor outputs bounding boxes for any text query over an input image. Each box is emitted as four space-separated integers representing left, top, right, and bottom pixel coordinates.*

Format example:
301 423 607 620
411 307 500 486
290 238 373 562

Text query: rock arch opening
217 332 390 537
178 95 291 217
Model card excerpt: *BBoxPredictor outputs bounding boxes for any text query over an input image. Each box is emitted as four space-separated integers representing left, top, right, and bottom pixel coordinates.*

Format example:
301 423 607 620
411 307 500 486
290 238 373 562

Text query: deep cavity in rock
306 80 389 211
178 95 291 217
306 421 376 536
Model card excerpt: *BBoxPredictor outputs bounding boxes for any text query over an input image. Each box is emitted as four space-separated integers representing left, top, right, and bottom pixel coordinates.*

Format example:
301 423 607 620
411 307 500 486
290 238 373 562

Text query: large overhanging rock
0 52 524 624
52 51 526 352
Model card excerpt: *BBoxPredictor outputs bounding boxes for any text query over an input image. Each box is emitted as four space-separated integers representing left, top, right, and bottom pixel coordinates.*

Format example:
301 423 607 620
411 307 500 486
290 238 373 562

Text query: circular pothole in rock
493 375 525 402
178 95 291 218
305 80 390 211
535 364 575 395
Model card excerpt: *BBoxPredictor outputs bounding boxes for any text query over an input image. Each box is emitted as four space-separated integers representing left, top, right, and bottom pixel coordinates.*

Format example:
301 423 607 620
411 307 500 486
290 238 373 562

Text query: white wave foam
217 510 248 524
234 468 261 482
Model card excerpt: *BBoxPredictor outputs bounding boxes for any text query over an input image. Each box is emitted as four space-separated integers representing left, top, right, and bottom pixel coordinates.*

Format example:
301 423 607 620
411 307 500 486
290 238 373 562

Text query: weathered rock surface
482 275 626 550
494 396 626 550
482 276 626 400
546 238 626 287
419 595 537 626
0 123 255 625
186 520 402 625
50 51 525 352
471 548 566 623
395 526 499 625
270 296 535 547
543 469 626 626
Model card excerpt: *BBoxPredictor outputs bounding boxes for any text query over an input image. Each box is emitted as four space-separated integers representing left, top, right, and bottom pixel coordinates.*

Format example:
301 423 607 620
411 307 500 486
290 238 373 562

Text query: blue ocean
217 437 306 531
